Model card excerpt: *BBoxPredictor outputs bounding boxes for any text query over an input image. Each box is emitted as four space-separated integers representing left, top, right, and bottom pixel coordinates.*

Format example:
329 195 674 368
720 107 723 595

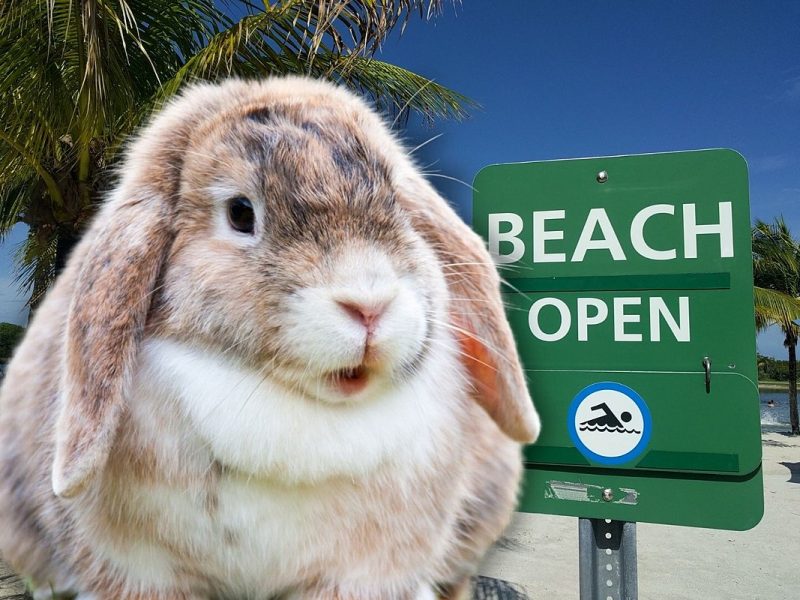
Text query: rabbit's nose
336 300 389 334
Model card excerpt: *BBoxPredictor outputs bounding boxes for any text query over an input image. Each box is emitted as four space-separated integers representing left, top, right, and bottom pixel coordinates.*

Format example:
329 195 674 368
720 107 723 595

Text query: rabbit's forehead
191 102 390 176
172 102 418 254
183 107 396 213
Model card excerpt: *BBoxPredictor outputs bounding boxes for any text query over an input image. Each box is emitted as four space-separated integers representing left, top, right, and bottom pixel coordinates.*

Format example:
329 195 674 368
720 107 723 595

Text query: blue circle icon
567 382 652 466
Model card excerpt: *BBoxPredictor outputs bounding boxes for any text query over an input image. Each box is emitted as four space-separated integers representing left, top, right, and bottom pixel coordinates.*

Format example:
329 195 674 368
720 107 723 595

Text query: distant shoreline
759 380 792 392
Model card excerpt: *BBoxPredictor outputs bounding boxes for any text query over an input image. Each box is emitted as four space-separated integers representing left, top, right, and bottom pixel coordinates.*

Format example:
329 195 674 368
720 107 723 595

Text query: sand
1 431 796 599
479 428 800 599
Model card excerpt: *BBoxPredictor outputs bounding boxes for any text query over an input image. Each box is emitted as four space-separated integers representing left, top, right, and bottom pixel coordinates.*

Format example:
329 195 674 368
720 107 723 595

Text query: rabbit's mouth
327 365 370 395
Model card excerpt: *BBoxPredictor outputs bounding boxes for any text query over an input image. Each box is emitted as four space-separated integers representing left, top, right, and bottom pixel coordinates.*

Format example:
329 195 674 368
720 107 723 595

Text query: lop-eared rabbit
0 77 539 600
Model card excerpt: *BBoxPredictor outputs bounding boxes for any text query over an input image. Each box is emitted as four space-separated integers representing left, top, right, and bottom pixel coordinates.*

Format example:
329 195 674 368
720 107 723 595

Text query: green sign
473 149 763 530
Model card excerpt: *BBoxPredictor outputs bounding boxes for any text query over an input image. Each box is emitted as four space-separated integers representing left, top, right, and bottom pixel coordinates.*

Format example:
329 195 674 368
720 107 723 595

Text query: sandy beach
479 427 800 599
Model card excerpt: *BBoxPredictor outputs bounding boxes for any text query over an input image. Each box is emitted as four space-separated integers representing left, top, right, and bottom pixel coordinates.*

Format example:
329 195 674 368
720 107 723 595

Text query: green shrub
0 322 25 360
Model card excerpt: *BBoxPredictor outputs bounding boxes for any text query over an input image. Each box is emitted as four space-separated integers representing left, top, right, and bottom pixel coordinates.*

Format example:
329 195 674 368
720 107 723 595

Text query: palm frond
754 286 800 332
118 3 472 149
753 216 800 293
323 55 476 122
297 1 449 57
1 0 470 304
13 226 57 308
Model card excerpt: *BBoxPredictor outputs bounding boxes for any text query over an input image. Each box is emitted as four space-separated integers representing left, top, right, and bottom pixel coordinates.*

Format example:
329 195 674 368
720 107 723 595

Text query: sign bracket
578 518 637 600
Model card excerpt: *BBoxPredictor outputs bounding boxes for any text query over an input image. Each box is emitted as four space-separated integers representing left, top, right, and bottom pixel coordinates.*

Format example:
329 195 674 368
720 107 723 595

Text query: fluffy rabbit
0 77 540 600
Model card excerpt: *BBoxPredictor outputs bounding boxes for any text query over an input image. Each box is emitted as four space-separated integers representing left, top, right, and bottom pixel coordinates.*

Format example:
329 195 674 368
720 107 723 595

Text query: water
760 390 793 427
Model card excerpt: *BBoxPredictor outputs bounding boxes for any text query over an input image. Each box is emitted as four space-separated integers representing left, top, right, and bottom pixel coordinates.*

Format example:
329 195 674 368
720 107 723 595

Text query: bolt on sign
473 150 763 530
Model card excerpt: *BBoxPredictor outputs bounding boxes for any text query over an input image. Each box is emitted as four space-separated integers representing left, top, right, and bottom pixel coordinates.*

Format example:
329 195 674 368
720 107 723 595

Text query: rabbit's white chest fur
109 336 469 596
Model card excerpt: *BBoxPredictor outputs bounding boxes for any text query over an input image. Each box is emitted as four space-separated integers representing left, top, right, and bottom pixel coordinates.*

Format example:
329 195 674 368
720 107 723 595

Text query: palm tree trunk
26 267 50 321
789 339 799 435
54 227 80 276
0 556 31 599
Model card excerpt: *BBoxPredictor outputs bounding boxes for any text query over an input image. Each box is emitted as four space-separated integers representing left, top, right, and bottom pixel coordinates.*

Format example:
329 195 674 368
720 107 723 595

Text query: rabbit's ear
399 176 541 444
52 194 173 498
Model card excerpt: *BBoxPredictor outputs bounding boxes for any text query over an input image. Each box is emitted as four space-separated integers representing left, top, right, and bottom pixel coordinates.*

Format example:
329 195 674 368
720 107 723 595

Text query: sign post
472 149 763 598
578 518 636 600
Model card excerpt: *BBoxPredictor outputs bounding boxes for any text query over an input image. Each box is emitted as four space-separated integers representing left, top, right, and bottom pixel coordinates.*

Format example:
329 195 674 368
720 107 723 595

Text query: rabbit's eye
228 197 255 234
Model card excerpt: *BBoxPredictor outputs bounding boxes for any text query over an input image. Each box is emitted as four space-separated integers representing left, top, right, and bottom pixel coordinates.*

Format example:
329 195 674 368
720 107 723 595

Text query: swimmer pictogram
578 403 642 434
568 382 652 465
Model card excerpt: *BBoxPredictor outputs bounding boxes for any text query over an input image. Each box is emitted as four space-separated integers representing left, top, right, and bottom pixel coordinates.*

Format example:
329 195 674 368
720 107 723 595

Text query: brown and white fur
0 77 540 600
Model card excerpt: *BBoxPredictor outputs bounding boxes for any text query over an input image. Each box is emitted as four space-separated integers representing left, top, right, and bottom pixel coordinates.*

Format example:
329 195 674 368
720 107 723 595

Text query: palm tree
0 0 471 307
753 217 800 435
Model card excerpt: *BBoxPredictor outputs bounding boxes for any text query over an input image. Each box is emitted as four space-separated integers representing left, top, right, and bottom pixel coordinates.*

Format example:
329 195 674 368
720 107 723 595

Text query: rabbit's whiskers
390 77 436 129
418 172 476 192
409 133 443 155
422 336 497 376
428 317 515 369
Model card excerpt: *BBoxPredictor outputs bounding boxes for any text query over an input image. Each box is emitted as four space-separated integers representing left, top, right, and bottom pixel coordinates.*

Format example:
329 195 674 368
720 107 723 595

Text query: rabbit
0 76 540 600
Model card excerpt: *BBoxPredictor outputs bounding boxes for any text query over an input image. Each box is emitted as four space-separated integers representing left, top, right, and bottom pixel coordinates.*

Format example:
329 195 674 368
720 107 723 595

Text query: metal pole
579 518 637 600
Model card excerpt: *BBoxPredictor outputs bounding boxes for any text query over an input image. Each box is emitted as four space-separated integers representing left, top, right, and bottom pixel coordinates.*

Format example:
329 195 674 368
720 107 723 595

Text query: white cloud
782 76 800 101
750 154 793 174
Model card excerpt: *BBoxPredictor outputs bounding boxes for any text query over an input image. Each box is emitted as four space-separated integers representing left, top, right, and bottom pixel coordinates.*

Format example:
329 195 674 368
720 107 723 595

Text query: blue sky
0 1 798 358
374 0 800 359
